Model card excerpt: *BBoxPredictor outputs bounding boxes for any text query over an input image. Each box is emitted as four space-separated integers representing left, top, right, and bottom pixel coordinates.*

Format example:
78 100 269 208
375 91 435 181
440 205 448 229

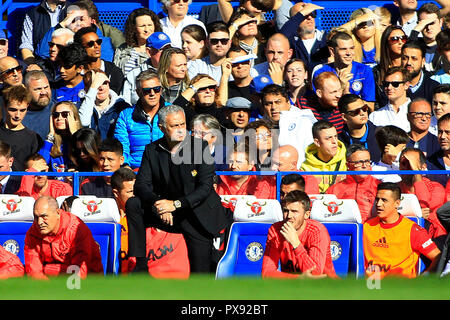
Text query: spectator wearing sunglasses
78 70 130 140
0 85 42 172
326 144 380 223
0 30 9 59
69 128 100 172
0 57 24 90
74 26 124 96
188 22 232 84
121 31 171 106
409 3 444 73
338 94 381 163
53 43 87 104
280 2 328 70
38 101 81 174
159 0 206 49
114 70 167 169
369 66 411 133
406 98 440 157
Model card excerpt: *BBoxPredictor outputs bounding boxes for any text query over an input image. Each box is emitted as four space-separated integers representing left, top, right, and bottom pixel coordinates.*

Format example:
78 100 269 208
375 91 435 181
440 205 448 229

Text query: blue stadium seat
216 222 272 279
0 221 32 265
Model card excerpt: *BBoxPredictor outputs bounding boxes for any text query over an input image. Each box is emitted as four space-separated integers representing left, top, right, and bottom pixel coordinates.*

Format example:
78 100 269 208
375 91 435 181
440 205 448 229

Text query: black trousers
126 196 215 274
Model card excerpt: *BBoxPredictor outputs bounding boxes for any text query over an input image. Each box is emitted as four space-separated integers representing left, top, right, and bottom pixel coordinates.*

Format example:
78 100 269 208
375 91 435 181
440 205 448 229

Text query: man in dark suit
0 141 22 194
126 105 231 274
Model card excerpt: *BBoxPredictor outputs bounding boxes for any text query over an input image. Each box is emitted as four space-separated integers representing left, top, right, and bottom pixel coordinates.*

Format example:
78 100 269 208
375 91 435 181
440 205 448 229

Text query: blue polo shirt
312 61 376 102
55 81 85 104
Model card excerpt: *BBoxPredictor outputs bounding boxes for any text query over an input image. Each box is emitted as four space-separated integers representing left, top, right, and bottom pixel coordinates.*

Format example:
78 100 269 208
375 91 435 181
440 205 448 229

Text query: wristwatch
189 85 198 93
174 200 181 209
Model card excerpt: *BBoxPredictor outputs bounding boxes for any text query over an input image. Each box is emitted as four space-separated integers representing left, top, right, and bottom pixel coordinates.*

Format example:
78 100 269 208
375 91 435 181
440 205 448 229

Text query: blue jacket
36 25 114 62
38 139 73 173
114 98 167 168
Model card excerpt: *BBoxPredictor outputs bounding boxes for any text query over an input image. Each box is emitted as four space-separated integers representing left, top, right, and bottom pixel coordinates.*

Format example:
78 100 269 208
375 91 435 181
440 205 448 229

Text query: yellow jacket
300 141 347 193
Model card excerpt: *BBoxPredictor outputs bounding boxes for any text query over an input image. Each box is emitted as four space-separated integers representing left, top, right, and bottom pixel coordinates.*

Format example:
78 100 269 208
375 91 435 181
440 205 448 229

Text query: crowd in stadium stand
1 0 450 279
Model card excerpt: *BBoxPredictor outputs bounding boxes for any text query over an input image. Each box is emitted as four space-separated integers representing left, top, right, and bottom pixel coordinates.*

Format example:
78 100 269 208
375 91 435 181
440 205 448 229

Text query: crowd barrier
0 170 445 277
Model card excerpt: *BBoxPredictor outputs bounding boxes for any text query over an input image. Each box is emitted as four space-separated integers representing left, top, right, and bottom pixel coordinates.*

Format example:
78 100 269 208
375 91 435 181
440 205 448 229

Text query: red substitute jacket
399 177 447 239
216 173 277 199
24 210 103 279
326 175 381 223
16 168 73 200
0 245 24 279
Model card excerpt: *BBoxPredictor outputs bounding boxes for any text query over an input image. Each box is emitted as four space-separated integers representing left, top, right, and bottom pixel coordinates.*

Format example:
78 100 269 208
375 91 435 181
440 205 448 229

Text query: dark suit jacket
3 174 22 195
437 202 450 275
135 136 230 236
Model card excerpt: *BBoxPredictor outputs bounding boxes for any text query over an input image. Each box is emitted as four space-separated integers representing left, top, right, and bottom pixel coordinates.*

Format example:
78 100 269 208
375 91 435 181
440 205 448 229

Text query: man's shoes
131 257 149 274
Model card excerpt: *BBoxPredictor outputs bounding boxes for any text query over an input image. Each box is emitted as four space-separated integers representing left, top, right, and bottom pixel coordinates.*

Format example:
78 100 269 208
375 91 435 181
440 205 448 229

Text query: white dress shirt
160 15 206 49
369 98 411 133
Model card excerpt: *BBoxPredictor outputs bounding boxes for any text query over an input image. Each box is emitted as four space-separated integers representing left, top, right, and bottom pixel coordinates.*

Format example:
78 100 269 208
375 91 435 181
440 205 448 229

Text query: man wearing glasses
369 66 411 133
406 98 440 157
0 57 24 89
338 94 381 163
160 0 206 49
326 144 380 223
114 70 167 169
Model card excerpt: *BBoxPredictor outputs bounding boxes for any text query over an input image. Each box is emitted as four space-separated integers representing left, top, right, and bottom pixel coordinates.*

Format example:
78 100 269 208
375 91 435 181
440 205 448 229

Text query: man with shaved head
271 144 319 195
24 196 103 279
0 57 24 89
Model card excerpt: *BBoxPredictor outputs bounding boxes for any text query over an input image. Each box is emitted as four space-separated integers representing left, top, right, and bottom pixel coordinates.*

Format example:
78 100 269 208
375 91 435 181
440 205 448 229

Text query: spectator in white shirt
159 0 206 49
369 66 411 133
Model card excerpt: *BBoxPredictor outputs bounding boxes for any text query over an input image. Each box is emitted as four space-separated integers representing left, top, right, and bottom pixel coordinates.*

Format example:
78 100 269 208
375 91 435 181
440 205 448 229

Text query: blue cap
226 97 252 109
146 32 171 50
249 75 274 94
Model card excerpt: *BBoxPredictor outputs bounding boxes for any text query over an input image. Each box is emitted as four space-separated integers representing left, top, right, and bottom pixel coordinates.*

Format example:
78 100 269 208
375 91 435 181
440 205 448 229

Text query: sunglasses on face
357 20 375 29
52 111 70 119
239 19 258 28
382 81 405 88
305 11 317 19
0 39 7 46
172 0 189 3
209 38 229 45
0 65 22 78
48 41 64 50
197 85 216 93
141 86 162 95
83 39 102 48
345 104 369 117
388 35 408 44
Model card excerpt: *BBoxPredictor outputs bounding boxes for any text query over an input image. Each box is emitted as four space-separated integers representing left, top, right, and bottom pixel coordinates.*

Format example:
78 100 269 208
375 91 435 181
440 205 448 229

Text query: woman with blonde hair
338 8 382 68
157 47 190 103
39 101 82 173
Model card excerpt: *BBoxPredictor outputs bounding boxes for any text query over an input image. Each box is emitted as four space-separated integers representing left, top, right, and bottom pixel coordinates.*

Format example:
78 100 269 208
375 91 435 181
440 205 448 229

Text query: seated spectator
311 31 376 111
369 66 411 133
398 147 447 242
372 125 409 183
0 85 41 171
53 43 87 104
406 98 440 157
253 33 293 83
0 57 24 91
159 0 206 49
262 190 337 278
431 84 450 134
271 145 319 195
301 120 347 193
364 182 441 279
173 74 226 126
284 58 309 108
223 97 252 142
35 1 115 62
39 101 81 173
113 8 162 74
431 29 450 84
69 128 100 172
24 196 103 279
17 153 73 200
114 70 165 169
298 72 345 134
401 40 440 103
338 93 381 163
158 47 189 103
26 28 74 87
280 173 305 199
0 141 22 194
0 31 8 60
280 2 328 70
181 24 207 62
217 45 256 106
121 31 171 105
0 244 24 279
428 113 450 187
80 137 124 198
23 71 55 141
244 119 276 171
188 22 232 84
216 142 276 199
326 144 380 223
73 26 124 95
78 70 130 139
